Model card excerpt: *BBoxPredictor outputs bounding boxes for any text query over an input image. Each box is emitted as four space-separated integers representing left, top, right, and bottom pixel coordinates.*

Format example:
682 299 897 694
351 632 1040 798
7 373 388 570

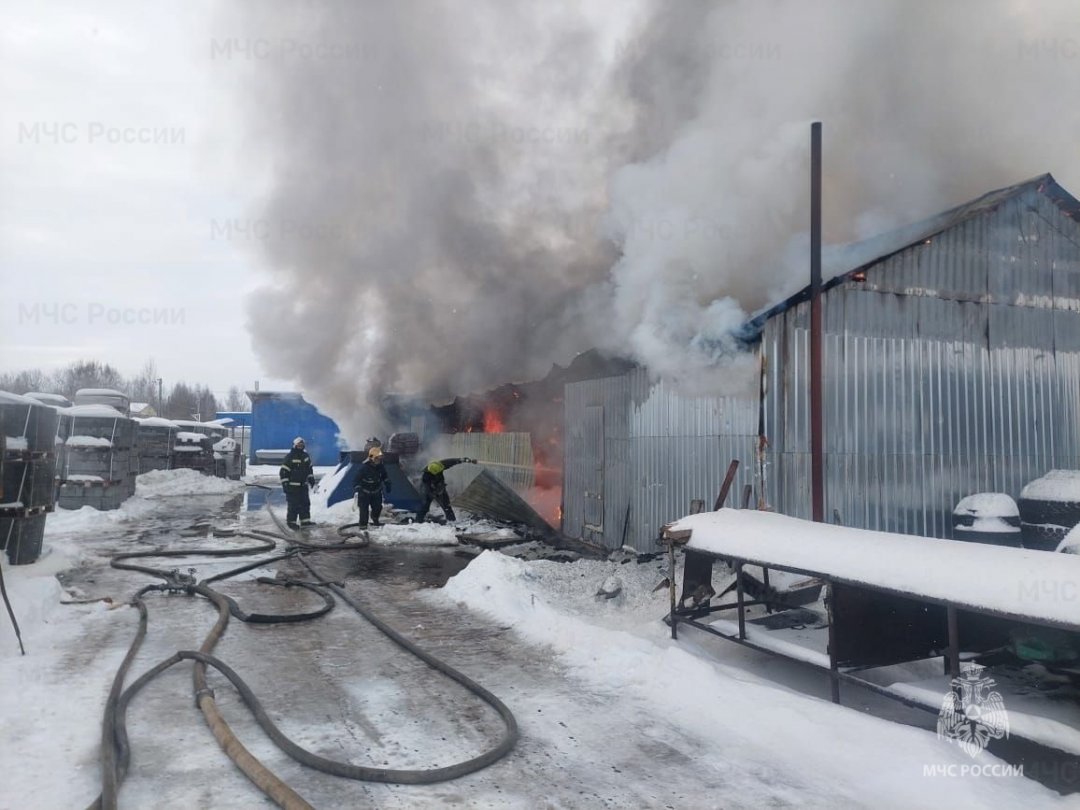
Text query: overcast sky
0 0 288 398
5 0 1080 413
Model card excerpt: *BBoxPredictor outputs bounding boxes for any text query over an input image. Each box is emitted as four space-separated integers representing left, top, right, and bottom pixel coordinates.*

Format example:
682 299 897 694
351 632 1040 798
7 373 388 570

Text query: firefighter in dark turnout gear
280 437 316 529
353 446 390 528
415 457 474 523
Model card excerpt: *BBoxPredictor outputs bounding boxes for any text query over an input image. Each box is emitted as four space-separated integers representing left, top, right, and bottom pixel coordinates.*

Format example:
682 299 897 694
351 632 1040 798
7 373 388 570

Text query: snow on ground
42 469 246 552
437 552 1070 808
0 480 1075 808
1058 525 1080 554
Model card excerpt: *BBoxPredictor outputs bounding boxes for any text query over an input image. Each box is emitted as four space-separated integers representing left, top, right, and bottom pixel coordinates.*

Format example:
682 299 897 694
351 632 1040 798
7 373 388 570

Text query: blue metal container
247 391 342 466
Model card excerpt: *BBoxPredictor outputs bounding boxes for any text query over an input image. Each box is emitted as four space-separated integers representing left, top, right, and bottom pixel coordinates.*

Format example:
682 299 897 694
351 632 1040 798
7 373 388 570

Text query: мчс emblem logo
937 664 1010 758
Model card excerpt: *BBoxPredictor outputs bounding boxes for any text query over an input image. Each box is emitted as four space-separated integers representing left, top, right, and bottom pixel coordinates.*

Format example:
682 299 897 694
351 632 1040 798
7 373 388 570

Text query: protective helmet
426 461 445 475
368 446 383 459
292 436 305 447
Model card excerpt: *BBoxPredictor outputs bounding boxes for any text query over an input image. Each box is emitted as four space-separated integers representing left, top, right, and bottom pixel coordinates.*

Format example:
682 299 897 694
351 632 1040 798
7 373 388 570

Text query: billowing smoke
230 0 1080 439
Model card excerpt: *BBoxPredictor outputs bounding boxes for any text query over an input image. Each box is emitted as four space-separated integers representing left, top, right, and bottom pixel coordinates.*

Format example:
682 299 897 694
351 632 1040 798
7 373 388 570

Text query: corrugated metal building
564 174 1080 552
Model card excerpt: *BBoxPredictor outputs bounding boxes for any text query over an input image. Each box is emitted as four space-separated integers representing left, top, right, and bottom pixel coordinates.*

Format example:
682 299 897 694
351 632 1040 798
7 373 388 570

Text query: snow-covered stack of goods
171 420 239 478
73 387 131 411
211 435 245 479
0 391 60 564
57 404 138 510
134 417 177 473
23 392 73 491
951 493 1022 547
174 419 229 443
1018 470 1080 551
171 431 215 475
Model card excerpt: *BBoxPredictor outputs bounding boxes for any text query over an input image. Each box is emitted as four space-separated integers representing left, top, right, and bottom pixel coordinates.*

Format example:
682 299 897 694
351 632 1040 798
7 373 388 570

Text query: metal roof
739 173 1080 340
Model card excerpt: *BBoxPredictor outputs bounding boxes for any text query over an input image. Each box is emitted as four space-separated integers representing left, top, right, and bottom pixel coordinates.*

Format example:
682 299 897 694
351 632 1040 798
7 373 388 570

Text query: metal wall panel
565 186 1080 548
762 186 1080 537
563 375 630 547
564 368 758 552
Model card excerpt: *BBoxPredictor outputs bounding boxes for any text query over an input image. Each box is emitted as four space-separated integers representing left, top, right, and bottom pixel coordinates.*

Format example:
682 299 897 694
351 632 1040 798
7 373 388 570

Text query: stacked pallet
172 431 215 474
57 405 137 510
0 392 60 564
135 417 177 473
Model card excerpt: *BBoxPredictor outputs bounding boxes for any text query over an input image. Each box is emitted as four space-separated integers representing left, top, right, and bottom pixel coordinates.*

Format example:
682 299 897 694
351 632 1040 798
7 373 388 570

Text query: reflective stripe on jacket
280 448 315 487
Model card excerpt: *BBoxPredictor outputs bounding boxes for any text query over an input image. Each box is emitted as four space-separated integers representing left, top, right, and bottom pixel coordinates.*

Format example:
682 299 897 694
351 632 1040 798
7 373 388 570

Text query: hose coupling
194 686 216 707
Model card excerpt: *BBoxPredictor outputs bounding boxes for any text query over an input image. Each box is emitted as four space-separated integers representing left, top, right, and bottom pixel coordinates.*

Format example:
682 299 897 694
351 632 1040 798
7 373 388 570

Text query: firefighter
353 446 391 528
415 457 474 523
280 436 316 529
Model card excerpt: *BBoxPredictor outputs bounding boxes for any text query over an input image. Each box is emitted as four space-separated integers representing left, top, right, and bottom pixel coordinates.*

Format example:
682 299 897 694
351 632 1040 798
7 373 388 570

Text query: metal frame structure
663 534 1080 713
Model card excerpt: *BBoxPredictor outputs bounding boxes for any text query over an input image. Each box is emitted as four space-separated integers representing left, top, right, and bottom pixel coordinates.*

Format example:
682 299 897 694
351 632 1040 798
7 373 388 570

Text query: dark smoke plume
231 0 1080 438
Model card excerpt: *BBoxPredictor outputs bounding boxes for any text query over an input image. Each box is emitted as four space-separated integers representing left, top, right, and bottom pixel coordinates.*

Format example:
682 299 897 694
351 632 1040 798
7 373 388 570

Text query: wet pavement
53 488 791 809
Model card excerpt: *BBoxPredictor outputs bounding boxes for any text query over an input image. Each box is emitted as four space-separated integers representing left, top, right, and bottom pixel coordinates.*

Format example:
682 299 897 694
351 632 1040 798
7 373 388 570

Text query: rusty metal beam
810 121 825 524
713 459 740 510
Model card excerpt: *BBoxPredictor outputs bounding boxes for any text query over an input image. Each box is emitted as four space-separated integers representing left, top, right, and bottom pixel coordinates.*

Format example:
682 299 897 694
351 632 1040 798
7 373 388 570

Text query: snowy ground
0 470 1073 808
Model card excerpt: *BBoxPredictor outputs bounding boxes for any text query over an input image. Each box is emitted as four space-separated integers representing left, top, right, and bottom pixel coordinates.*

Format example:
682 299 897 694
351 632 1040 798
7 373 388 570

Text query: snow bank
1021 470 1080 503
1057 525 1080 555
368 522 460 547
670 509 1080 627
135 469 246 498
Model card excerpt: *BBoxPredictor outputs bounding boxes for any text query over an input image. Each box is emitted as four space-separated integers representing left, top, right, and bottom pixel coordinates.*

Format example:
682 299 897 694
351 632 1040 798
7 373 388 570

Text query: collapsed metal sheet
446 465 556 537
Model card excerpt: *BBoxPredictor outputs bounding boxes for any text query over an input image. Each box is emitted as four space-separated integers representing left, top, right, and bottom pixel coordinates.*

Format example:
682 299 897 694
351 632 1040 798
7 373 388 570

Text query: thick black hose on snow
0 554 25 655
291 553 519 783
246 526 370 551
92 509 518 806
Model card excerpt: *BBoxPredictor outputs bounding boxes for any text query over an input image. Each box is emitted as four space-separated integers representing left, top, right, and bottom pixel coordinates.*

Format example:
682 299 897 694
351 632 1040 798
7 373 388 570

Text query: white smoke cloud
230 0 1080 440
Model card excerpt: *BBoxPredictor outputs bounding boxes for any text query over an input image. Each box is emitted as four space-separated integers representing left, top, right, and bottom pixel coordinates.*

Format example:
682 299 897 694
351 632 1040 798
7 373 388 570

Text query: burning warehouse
562 174 1080 553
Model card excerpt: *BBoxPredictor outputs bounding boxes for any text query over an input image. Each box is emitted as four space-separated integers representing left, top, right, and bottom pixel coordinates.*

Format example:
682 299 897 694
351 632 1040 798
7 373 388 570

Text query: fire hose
85 510 519 809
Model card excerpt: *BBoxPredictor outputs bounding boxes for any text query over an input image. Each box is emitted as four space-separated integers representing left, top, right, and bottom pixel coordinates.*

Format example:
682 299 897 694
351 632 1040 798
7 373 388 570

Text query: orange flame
482 407 505 433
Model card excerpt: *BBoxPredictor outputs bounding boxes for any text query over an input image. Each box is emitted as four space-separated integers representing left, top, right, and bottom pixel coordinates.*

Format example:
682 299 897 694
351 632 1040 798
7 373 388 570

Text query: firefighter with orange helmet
353 446 391 528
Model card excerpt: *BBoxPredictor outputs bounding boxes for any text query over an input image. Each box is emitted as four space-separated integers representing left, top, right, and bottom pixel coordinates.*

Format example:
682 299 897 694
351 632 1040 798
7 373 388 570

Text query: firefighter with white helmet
280 437 316 529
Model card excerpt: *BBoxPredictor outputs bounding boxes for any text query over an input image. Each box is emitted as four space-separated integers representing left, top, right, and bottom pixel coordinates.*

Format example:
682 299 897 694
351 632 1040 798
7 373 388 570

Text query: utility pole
156 378 163 415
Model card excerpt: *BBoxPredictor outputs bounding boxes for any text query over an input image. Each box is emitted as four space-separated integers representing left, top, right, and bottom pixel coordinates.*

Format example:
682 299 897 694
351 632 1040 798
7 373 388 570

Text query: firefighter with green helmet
416 457 474 523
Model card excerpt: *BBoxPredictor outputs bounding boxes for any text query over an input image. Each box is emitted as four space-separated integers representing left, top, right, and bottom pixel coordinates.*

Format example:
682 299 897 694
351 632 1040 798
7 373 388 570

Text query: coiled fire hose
85 510 519 809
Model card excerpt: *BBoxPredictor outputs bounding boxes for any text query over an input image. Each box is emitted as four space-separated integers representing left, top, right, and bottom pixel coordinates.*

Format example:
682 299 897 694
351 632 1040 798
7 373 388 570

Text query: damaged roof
739 173 1080 341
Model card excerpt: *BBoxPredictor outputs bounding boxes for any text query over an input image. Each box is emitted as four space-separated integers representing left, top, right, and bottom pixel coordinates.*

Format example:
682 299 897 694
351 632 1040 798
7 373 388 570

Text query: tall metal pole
810 122 825 523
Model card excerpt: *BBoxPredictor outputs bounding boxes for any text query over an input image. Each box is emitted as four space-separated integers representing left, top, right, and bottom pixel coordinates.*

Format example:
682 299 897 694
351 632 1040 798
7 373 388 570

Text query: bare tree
225 386 248 411
55 360 124 398
0 368 51 395
128 359 160 408
164 381 197 420
195 385 220 420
